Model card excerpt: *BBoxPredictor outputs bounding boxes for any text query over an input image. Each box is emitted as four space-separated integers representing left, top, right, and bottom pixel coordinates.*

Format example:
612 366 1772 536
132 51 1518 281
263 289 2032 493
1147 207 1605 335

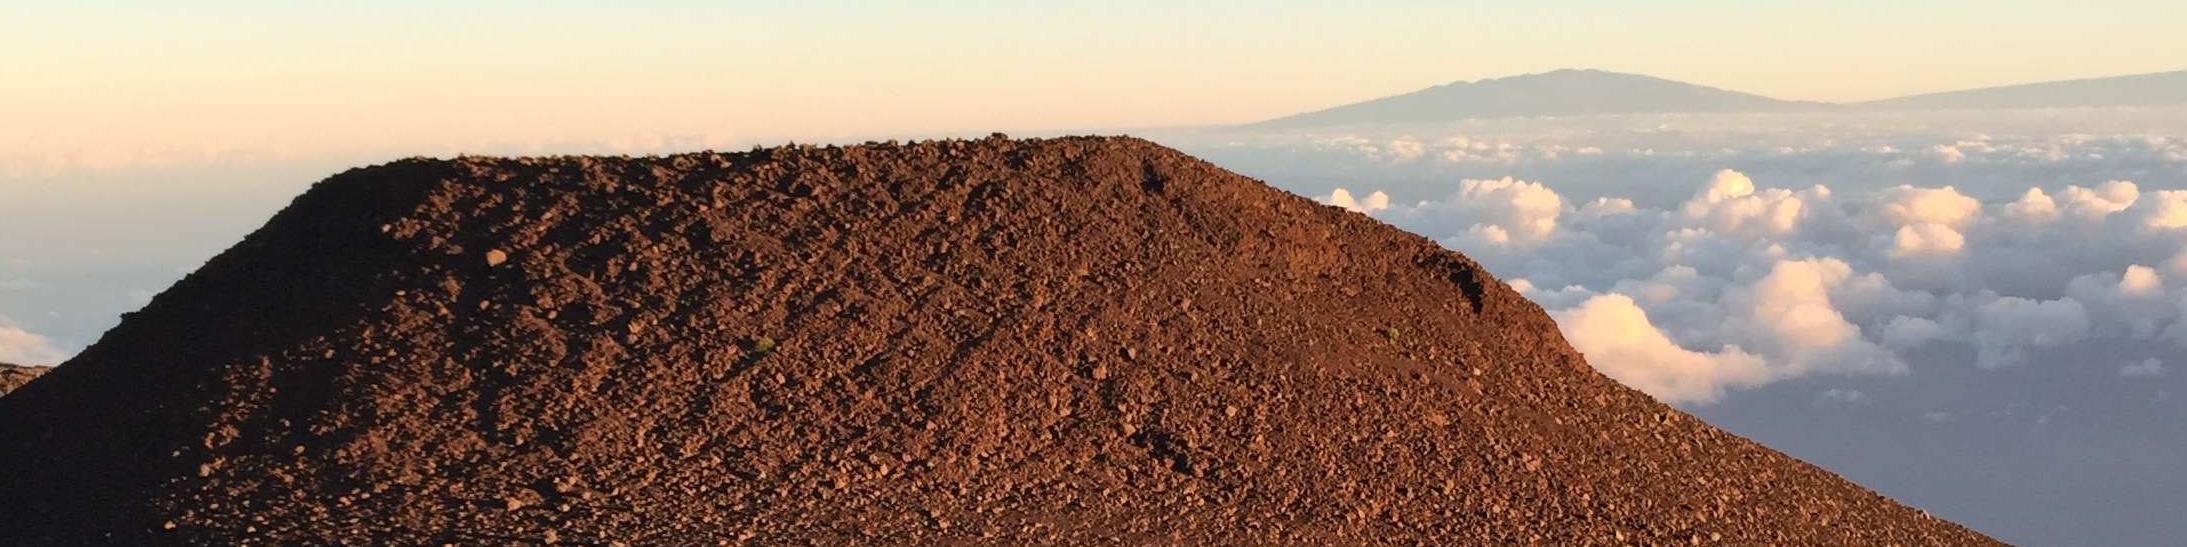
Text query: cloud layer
1326 172 2187 403
0 315 62 366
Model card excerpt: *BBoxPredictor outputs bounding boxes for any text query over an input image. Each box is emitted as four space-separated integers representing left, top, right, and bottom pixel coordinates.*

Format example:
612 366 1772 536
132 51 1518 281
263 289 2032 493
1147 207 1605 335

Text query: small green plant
1382 327 1401 342
749 336 777 355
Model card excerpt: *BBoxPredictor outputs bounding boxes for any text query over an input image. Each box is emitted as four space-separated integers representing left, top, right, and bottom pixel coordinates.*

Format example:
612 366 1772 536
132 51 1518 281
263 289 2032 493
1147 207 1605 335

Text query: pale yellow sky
5 1 2183 171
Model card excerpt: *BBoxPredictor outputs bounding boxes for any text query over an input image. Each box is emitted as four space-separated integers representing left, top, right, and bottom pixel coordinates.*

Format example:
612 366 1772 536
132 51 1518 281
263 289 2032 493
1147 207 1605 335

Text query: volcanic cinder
0 136 1995 545
0 363 44 398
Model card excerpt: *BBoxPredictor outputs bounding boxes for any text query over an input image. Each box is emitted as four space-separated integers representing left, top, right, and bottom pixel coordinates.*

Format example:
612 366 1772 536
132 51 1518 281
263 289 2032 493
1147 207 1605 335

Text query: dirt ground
0 363 44 398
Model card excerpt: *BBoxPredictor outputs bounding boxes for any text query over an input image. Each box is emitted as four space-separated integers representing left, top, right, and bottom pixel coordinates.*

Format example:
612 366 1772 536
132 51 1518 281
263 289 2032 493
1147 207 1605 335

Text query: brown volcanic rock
0 136 1994 545
0 363 45 398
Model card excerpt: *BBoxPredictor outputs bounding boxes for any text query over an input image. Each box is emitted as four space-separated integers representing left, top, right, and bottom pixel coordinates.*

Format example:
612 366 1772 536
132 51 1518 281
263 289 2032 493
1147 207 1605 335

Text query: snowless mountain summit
0 136 1994 544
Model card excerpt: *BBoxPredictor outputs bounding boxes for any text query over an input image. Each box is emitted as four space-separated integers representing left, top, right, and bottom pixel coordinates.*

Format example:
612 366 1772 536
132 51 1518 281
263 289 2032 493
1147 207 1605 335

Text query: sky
5 1 2185 170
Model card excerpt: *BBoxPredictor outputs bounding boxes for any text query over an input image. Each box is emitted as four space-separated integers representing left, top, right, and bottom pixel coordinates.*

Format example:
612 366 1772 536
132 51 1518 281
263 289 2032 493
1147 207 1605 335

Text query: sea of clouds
1329 170 2184 403
1150 109 2187 544
1151 108 2187 404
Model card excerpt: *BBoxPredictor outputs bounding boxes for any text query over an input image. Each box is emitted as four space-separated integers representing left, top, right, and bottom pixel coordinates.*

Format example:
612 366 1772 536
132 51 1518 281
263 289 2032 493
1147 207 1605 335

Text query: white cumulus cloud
2120 358 2167 378
1552 294 1768 404
1969 295 2091 368
0 315 65 365
1330 168 2187 403
1321 188 1390 213
1877 185 1982 228
1342 177 1565 247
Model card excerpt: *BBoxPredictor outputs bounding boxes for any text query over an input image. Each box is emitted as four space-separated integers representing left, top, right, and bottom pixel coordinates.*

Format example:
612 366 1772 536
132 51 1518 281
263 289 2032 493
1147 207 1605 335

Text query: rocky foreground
0 137 1995 545
0 363 45 398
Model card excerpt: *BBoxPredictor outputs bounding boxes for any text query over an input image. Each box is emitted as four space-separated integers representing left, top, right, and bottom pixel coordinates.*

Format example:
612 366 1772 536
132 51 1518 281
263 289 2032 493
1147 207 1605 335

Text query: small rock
485 249 509 267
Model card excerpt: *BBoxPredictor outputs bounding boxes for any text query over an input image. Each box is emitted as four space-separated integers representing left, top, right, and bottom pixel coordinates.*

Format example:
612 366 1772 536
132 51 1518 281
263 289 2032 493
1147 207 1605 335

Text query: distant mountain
1247 68 2187 129
1247 69 1828 128
1860 70 2187 110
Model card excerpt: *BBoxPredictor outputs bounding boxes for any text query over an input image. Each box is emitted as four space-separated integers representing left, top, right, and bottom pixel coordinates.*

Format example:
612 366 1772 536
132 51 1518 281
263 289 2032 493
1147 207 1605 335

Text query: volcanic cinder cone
0 136 1994 545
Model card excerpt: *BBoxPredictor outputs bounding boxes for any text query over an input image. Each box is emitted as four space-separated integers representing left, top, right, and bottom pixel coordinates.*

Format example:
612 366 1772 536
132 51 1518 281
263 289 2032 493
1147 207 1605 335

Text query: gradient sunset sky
6 1 2184 168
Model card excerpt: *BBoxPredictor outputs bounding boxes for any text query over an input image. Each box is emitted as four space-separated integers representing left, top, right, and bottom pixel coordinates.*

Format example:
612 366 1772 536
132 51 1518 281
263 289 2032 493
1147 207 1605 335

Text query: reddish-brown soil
0 136 1995 545
0 363 44 398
